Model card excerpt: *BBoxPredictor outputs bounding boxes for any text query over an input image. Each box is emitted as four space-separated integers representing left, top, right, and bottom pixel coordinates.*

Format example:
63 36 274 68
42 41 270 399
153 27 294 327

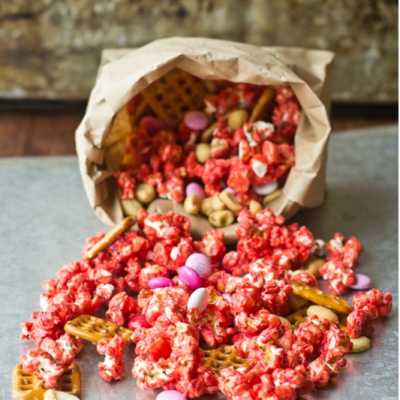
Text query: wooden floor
0 105 397 157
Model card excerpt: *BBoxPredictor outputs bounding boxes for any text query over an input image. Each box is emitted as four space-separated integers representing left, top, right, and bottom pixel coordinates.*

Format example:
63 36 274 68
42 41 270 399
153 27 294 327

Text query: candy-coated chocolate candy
186 182 205 201
224 187 238 195
184 111 209 131
178 266 202 290
252 181 279 196
228 109 249 129
156 390 186 400
128 315 151 330
185 253 212 277
140 116 164 135
222 293 232 303
350 273 371 290
187 288 210 313
148 277 175 289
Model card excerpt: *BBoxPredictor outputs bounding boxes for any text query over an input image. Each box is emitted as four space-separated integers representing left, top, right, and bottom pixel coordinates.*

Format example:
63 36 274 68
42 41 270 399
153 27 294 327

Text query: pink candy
186 182 205 201
185 253 211 277
178 266 202 290
222 293 232 303
148 277 175 289
184 111 209 131
140 116 164 135
156 390 186 400
350 273 371 290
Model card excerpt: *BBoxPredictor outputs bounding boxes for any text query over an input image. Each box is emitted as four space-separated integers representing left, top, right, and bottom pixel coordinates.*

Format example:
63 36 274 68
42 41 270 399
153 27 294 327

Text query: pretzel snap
291 282 352 315
286 306 308 324
64 315 133 344
84 216 135 260
13 363 81 400
250 86 276 122
202 344 248 374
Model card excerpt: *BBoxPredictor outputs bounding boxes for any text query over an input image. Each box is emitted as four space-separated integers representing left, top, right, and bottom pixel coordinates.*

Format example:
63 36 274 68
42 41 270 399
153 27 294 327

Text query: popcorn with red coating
40 333 83 367
97 334 127 382
187 287 234 346
352 288 392 319
106 291 141 326
21 348 64 389
346 309 375 338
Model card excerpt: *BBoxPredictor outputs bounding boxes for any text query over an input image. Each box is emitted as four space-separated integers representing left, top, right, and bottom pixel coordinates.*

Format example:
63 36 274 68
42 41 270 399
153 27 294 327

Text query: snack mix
17 209 392 400
114 69 300 227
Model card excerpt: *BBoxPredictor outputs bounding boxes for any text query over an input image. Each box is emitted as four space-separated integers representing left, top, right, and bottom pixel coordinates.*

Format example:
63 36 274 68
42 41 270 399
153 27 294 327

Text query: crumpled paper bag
76 37 334 244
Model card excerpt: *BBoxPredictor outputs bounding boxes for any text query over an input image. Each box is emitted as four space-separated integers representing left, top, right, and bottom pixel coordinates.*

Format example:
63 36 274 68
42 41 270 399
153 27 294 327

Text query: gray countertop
0 125 398 399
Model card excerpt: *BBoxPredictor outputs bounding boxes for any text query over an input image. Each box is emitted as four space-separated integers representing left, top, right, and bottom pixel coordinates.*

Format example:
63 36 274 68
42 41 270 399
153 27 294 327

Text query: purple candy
184 111 209 131
186 182 205 201
148 277 175 289
222 293 232 303
140 116 164 135
156 390 186 400
224 187 238 195
350 273 371 290
185 253 212 277
178 266 202 290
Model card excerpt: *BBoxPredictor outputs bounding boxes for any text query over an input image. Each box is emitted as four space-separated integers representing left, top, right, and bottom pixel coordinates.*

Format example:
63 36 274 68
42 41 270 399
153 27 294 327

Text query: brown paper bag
76 37 334 244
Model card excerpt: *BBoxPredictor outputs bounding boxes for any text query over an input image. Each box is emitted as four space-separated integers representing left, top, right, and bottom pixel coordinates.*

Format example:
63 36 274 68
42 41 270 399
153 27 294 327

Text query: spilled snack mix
17 210 392 399
115 69 300 229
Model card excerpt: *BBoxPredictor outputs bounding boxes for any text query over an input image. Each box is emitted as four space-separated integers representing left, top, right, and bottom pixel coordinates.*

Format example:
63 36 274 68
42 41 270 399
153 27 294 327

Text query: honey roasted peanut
184 194 201 214
209 210 234 227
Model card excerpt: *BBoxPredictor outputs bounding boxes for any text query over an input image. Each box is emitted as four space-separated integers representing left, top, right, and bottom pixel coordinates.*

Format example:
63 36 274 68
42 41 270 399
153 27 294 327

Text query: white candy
252 181 279 196
187 288 209 314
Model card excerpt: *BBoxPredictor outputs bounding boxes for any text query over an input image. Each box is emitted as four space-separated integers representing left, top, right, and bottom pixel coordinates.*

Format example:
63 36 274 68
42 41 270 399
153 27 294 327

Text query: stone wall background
0 0 397 102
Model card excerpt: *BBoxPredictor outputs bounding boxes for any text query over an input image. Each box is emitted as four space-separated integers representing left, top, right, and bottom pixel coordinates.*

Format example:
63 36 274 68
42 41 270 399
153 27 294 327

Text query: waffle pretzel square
202 344 248 374
291 282 352 315
64 315 133 344
13 363 81 400
141 68 206 128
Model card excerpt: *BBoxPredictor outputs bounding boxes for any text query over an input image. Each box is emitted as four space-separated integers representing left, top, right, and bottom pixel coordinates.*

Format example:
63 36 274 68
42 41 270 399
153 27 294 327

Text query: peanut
44 390 80 400
212 193 226 211
304 258 325 279
200 197 214 217
220 190 243 212
263 189 282 205
196 143 212 163
121 198 143 217
350 336 371 353
228 109 249 129
209 210 234 227
307 305 339 324
249 200 263 215
288 293 309 311
184 194 201 214
135 183 156 204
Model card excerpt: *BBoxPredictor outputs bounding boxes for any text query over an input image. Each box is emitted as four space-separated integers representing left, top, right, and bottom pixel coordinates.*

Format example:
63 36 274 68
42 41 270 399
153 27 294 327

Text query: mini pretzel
286 306 308 324
64 315 133 344
291 282 352 315
202 344 248 374
249 86 276 122
13 363 81 400
84 216 135 260
141 68 206 128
